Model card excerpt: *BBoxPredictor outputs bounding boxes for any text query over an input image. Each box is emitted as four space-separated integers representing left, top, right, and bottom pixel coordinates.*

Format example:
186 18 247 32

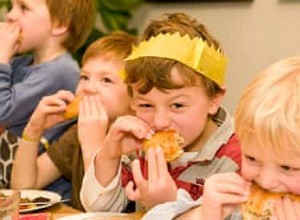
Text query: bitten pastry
241 183 300 219
143 130 184 162
62 96 81 119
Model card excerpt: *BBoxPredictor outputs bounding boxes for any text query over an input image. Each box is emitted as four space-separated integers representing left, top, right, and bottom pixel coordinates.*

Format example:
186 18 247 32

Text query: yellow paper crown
124 32 227 86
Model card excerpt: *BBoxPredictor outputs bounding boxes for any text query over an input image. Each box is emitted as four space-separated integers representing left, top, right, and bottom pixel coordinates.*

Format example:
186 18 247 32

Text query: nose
152 108 171 131
6 7 19 23
257 167 279 191
82 80 98 95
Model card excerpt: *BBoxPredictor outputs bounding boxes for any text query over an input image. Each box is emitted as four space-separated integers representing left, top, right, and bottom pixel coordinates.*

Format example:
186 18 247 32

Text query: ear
208 86 226 115
51 23 68 36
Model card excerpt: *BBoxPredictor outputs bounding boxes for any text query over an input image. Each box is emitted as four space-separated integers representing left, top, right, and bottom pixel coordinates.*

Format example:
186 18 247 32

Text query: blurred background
1 0 299 114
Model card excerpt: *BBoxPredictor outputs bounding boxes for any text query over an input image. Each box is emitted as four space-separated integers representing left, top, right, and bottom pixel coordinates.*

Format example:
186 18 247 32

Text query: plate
57 212 131 220
19 189 62 213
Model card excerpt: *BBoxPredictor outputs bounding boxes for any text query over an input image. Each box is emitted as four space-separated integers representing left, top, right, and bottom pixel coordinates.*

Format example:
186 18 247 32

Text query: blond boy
178 56 300 220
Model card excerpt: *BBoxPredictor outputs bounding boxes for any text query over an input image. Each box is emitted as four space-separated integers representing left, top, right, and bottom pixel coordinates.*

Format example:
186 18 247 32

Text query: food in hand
62 96 81 119
17 32 23 44
143 130 184 162
241 183 300 219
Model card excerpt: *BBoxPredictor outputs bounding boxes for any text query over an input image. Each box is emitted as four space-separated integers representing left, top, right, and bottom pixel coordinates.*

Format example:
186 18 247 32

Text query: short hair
125 13 224 97
46 0 96 53
235 56 300 155
81 31 137 65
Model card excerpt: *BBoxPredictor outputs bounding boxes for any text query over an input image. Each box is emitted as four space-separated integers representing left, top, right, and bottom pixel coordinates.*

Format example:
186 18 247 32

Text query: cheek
241 162 257 181
285 176 300 195
75 85 83 96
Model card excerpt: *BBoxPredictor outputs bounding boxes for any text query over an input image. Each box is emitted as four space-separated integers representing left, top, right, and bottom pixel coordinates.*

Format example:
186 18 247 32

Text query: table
45 203 81 219
44 204 145 220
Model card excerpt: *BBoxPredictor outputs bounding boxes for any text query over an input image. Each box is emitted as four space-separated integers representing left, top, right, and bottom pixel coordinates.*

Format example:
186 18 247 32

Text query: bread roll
143 130 184 162
62 96 81 119
241 183 300 219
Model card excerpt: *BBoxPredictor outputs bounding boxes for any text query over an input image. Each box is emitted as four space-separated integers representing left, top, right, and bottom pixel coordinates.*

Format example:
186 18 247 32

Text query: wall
130 0 300 114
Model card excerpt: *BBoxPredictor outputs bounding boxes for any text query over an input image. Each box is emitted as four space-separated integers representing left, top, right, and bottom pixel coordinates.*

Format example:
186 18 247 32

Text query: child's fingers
125 181 140 201
147 148 158 182
275 197 300 220
154 147 169 178
132 159 148 192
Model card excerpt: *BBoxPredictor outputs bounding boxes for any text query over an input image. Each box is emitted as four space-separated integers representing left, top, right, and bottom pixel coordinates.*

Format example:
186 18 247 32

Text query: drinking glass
0 189 20 220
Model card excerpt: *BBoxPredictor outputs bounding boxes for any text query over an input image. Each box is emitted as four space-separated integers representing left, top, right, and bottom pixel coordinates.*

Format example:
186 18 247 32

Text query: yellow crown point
125 32 227 86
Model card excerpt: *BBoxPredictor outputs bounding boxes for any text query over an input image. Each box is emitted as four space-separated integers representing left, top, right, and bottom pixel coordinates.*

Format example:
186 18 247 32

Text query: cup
0 189 20 220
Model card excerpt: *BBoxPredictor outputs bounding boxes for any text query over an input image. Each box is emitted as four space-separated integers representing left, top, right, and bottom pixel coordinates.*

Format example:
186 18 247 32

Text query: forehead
242 139 300 162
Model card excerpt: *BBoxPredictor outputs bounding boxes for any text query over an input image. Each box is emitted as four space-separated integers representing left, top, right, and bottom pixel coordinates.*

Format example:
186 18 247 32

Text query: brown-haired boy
80 13 241 219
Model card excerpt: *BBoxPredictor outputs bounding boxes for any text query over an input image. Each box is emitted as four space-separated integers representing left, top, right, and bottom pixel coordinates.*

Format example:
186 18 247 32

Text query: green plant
74 0 143 64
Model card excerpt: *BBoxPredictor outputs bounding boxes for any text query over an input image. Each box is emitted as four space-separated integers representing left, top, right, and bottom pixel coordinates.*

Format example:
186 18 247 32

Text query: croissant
143 130 184 162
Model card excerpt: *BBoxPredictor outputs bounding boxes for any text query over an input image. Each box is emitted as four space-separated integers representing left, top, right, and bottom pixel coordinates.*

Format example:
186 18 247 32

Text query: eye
79 75 88 81
138 103 152 108
20 3 28 11
171 102 184 109
244 154 259 165
101 77 113 83
280 165 292 171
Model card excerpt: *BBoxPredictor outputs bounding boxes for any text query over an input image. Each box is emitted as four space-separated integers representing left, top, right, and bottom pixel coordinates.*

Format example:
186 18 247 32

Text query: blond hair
125 13 224 97
46 0 96 52
235 56 300 155
82 31 137 65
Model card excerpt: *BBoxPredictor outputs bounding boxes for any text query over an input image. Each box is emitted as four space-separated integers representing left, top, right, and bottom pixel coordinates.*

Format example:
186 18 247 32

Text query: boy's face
7 0 53 53
76 57 131 122
241 141 300 195
131 67 222 151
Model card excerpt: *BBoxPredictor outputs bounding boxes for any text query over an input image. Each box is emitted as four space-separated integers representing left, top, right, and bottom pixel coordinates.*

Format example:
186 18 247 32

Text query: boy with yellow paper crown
176 56 300 220
80 13 241 218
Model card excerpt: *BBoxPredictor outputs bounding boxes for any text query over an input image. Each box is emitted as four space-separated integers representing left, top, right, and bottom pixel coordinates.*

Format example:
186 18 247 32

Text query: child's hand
0 22 21 63
125 147 178 209
100 115 152 159
202 172 251 220
27 90 72 136
272 196 300 220
78 95 108 153
78 95 109 170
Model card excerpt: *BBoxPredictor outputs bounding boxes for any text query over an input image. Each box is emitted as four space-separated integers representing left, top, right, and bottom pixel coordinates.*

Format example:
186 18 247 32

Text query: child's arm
77 95 109 171
11 91 74 189
80 115 152 212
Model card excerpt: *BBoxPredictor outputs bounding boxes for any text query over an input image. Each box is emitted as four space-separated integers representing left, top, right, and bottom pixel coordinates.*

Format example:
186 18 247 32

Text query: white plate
57 212 131 220
19 189 62 213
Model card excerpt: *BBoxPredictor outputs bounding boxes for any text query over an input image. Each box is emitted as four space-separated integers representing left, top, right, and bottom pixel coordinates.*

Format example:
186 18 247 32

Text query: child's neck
185 118 218 152
32 46 67 65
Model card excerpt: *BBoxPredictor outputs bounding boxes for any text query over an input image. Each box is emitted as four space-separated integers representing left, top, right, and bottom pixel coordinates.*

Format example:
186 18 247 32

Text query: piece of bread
241 183 300 219
17 32 22 44
62 96 81 119
143 130 184 162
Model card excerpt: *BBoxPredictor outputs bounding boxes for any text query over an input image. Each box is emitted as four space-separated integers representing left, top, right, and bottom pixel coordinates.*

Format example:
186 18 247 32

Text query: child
80 13 241 218
0 0 95 136
11 31 137 210
178 56 300 220
0 0 96 188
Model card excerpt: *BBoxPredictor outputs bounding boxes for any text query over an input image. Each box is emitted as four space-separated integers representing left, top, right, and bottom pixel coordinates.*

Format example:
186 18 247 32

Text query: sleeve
142 189 202 220
0 55 79 133
46 125 79 179
80 151 129 212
